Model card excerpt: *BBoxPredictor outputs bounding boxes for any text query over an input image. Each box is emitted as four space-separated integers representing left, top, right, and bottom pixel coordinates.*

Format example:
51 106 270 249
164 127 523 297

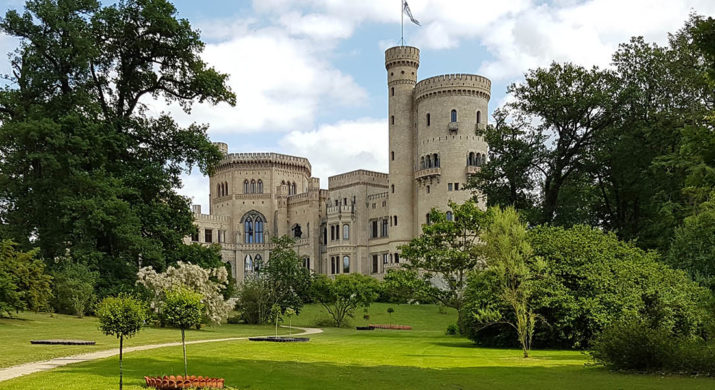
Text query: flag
403 1 420 26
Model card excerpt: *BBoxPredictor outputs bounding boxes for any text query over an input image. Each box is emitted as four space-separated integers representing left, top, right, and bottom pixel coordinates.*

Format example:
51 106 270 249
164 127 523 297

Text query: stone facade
188 46 490 282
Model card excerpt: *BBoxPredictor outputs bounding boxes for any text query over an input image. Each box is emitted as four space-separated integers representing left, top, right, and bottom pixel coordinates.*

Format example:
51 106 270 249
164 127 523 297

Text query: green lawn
0 311 286 368
1 304 713 389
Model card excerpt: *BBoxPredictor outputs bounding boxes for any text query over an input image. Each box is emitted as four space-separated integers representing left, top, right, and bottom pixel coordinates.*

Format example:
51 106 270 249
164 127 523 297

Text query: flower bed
369 324 412 330
145 375 224 389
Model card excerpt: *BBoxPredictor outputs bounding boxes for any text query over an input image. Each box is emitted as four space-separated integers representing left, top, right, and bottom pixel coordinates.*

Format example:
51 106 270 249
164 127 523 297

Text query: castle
187 46 491 281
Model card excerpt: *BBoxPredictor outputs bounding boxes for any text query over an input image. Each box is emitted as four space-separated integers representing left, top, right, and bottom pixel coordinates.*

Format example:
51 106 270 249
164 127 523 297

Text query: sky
1 0 714 212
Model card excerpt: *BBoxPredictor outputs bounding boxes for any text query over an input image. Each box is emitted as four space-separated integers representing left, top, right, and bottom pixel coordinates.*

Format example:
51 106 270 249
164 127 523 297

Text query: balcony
415 167 441 181
327 204 354 216
466 165 481 175
448 121 459 133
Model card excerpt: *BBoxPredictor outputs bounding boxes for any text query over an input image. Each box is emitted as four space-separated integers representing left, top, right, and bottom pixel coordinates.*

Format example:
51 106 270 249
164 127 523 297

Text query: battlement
213 142 228 155
415 73 491 101
328 170 389 189
217 152 311 176
385 46 420 70
193 213 231 223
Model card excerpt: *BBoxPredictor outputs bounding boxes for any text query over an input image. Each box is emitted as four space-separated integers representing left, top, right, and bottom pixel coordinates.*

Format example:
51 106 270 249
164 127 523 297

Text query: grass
0 311 287 368
1 303 713 389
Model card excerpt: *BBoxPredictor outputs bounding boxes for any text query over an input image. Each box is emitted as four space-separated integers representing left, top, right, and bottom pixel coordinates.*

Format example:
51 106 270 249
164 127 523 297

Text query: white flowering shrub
137 261 237 325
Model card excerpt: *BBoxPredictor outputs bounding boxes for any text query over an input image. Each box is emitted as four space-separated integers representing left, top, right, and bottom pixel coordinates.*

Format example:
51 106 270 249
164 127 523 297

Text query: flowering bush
137 262 236 324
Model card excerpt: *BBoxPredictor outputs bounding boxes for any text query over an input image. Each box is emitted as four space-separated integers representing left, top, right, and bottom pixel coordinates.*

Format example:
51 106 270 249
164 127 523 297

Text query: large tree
0 0 235 295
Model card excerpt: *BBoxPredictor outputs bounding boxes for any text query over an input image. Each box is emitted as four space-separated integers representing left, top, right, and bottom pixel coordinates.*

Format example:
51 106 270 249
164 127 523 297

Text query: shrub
446 323 458 335
51 263 98 317
0 240 52 316
235 276 272 324
591 317 715 375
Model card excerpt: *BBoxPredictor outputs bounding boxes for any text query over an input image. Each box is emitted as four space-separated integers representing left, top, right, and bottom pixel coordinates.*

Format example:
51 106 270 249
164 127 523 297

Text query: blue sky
1 0 714 211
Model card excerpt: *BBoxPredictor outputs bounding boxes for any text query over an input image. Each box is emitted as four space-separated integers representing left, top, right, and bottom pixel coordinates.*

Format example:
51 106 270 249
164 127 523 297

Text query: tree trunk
182 329 188 378
119 335 123 390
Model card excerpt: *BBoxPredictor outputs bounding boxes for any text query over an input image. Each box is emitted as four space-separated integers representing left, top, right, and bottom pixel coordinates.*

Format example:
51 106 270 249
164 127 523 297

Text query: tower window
426 185 430 194
451 109 457 122
343 224 350 240
391 87 394 96
343 256 350 273
391 116 395 125
393 215 398 226
391 151 395 161
391 184 395 193
476 110 481 124
426 113 430 126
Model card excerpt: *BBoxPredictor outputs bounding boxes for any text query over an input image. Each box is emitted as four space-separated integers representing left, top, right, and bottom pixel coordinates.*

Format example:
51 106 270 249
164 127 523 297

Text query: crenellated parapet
216 152 311 176
384 46 420 70
415 73 491 103
328 170 389 190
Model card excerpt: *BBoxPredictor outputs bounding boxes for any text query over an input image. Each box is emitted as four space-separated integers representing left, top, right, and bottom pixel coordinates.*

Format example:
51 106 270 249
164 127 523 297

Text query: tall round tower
413 74 491 222
385 46 419 246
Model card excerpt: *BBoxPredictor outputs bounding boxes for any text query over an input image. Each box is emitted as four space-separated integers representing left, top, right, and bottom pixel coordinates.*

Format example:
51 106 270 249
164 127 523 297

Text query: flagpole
401 0 404 46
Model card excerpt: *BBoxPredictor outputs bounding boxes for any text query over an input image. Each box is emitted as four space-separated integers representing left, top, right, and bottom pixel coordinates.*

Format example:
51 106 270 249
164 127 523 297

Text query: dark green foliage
236 276 272 324
445 323 458 335
591 317 715 375
311 273 380 327
0 240 52 316
380 268 435 304
0 0 234 297
51 262 98 317
462 225 711 349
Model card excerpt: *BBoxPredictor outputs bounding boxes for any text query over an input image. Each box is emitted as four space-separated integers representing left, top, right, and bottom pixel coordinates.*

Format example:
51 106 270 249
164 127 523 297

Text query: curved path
0 326 322 383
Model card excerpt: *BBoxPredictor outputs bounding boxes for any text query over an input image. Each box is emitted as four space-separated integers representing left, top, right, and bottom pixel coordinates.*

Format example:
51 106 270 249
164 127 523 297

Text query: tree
381 268 435 304
96 295 146 390
285 307 296 336
472 207 543 358
270 303 282 337
399 201 487 323
311 274 379 327
137 261 236 325
0 0 235 296
387 307 394 327
262 236 312 313
162 286 203 378
0 240 52 317
51 262 98 317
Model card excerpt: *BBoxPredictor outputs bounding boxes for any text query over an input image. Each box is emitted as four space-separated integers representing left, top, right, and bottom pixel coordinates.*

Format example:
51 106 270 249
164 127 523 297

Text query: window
244 180 249 194
391 115 395 125
448 183 453 191
426 185 430 194
381 219 388 237
343 198 347 206
391 87 394 96
451 109 457 122
244 255 253 272
218 229 223 243
394 216 398 226
476 110 481 124
257 180 263 194
446 211 454 221
330 225 335 241
250 180 256 193
433 153 439 167
242 211 266 243
371 220 378 238
394 253 400 264
292 224 302 238
343 224 350 240
420 156 425 169
303 257 310 269
391 184 395 193
330 257 336 274
383 253 388 264
455 183 460 191
205 229 213 243
391 151 395 161
254 254 262 272
426 213 431 224
426 155 432 168
343 256 350 273
468 152 475 166
372 255 379 273
426 113 430 126
323 226 327 244
292 182 297 195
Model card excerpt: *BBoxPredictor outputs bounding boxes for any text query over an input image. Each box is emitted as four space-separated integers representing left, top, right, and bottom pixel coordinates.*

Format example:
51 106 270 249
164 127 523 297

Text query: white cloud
278 118 389 185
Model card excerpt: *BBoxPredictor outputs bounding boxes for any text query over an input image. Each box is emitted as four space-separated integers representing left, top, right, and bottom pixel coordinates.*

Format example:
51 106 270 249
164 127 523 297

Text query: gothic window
420 156 425 169
255 219 264 243
257 179 263 194
244 255 252 272
244 218 253 243
330 225 335 241
468 152 475 166
254 254 262 272
292 224 303 239
433 153 439 167
426 113 431 126
451 109 457 122
292 182 297 195
250 180 256 194
217 183 221 197
225 182 229 196
343 256 350 273
244 180 249 194
242 211 266 244
343 224 350 240
426 155 432 168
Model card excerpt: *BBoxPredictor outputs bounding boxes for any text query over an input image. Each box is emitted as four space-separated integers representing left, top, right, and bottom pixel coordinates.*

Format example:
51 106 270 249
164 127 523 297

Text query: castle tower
385 46 419 247
413 74 491 222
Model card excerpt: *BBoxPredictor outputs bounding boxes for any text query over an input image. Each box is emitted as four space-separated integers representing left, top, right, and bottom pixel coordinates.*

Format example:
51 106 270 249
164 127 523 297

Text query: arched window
343 256 350 273
470 152 476 166
476 110 481 124
257 180 263 194
244 255 253 272
391 87 394 96
292 224 302 238
394 215 398 225
451 109 457 122
224 182 229 196
481 153 487 165
426 155 432 168
217 183 221 197
433 153 439 167
254 254 262 272
250 179 256 194
446 211 454 221
244 180 249 194
244 217 253 243
343 224 350 240
426 113 431 126
255 218 264 243
420 156 425 169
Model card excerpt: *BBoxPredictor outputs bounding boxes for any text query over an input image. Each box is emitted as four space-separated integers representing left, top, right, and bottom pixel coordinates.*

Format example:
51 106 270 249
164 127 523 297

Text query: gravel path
0 326 322 383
